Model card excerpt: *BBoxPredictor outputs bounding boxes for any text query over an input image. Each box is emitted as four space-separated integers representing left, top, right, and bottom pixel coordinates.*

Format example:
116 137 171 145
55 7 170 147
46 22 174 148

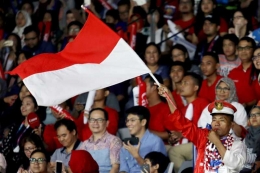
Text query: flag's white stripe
23 38 150 106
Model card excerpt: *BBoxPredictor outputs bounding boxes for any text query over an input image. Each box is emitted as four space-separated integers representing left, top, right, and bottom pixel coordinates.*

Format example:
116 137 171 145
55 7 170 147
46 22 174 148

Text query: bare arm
109 164 119 173
150 130 169 140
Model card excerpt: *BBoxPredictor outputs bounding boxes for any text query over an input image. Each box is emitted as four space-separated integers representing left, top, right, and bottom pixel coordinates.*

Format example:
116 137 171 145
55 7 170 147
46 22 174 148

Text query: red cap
27 112 40 129
208 101 237 116
69 150 99 173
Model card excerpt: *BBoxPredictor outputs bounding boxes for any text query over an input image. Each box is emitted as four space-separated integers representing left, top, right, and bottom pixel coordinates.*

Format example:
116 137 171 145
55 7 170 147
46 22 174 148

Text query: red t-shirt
174 17 195 33
79 106 119 141
180 97 209 125
148 102 170 133
228 64 257 104
198 75 222 103
43 124 62 153
172 90 185 110
253 80 260 101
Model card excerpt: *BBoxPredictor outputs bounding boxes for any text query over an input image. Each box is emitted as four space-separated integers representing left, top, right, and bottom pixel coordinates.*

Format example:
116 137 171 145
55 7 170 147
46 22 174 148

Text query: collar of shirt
60 139 81 154
88 131 108 144
237 63 252 72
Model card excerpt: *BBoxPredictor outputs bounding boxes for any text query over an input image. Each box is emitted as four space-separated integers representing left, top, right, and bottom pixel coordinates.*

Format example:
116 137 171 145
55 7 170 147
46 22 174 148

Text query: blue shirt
23 41 56 56
119 130 167 173
142 65 170 81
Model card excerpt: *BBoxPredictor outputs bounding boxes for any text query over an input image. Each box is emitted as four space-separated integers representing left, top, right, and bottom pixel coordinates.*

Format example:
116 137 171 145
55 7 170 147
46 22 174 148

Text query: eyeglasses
24 147 36 153
237 46 253 51
125 118 140 124
252 53 260 61
88 118 106 123
29 158 46 164
249 113 260 119
216 86 230 92
24 37 37 42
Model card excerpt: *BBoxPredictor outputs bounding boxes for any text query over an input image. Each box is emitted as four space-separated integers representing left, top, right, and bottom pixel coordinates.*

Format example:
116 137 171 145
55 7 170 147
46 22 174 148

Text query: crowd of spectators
0 0 260 172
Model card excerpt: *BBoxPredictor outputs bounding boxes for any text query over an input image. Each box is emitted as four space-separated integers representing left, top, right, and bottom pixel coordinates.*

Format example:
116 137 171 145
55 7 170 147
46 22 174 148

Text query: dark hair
19 0 34 12
144 74 163 87
17 50 33 62
117 0 130 8
23 25 40 36
239 36 256 50
178 0 195 6
203 52 219 63
42 10 60 31
23 95 38 109
170 61 189 73
54 118 77 135
144 152 170 173
231 9 252 35
67 20 83 30
145 42 161 55
184 72 203 92
126 106 150 129
30 149 50 163
106 9 119 21
222 34 239 46
171 44 192 70
7 33 22 52
89 108 109 121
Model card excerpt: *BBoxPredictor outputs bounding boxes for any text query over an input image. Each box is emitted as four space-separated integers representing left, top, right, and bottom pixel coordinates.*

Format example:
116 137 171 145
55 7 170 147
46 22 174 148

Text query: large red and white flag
8 10 150 106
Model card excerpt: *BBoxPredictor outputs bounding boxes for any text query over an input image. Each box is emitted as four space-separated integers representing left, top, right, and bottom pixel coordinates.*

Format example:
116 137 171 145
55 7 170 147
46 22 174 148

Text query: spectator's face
118 4 129 22
180 76 198 97
211 115 232 137
201 0 215 14
249 107 260 127
215 82 230 101
233 11 247 27
200 55 218 77
66 13 75 25
222 39 236 57
30 152 48 173
171 49 186 62
24 141 37 158
106 15 116 24
56 125 76 148
24 31 39 48
16 12 26 27
94 89 108 102
19 85 30 100
21 97 37 116
68 25 80 36
22 3 33 16
144 158 158 173
170 65 185 83
43 12 52 22
237 40 254 62
203 21 218 36
252 48 260 70
179 0 193 13
18 53 27 65
145 45 159 66
126 114 145 136
89 110 108 134
144 78 155 98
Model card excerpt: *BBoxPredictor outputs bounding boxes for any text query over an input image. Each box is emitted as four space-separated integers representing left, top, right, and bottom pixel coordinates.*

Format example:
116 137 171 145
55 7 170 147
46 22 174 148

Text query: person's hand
157 84 170 98
168 131 182 145
33 124 42 137
207 130 220 145
49 162 56 173
3 95 18 106
123 140 141 158
228 28 235 34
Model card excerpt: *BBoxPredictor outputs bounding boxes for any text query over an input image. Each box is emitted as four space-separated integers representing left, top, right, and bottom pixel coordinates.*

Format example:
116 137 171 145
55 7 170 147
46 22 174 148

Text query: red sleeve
219 18 228 33
43 125 57 153
106 107 119 135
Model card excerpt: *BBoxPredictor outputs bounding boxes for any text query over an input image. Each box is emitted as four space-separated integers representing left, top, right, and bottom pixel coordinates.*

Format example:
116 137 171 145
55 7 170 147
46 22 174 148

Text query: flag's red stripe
9 10 120 79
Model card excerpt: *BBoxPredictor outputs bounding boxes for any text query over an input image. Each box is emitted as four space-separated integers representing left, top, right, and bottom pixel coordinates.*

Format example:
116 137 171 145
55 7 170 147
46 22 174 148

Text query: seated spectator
142 43 170 87
240 105 260 173
170 61 188 110
19 0 35 20
143 151 170 173
171 44 202 75
228 37 257 109
193 14 223 65
17 133 46 173
68 150 99 173
80 108 122 173
22 25 56 56
119 106 167 173
218 34 241 76
229 10 253 39
50 119 82 172
29 149 49 173
144 75 170 142
199 52 222 102
167 72 209 173
252 47 260 101
198 77 248 137
12 10 32 39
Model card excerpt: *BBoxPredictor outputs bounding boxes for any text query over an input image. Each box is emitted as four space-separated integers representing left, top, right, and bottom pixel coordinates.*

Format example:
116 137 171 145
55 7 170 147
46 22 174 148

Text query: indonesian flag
8 10 150 106
136 76 148 107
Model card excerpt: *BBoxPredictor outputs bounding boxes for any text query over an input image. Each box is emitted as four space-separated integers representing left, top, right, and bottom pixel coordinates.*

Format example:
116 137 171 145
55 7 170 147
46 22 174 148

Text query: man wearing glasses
80 108 122 173
228 37 257 110
119 106 166 173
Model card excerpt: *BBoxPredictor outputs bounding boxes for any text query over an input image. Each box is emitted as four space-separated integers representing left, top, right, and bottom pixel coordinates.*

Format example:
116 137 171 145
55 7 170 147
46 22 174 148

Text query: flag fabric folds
8 9 150 106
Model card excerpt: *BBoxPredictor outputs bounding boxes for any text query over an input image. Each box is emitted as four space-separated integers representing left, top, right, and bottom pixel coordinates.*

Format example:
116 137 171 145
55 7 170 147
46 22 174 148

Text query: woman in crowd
12 10 32 40
198 77 248 136
28 149 49 173
171 44 201 75
252 47 260 101
17 133 46 173
2 95 39 172
143 42 170 87
240 105 260 173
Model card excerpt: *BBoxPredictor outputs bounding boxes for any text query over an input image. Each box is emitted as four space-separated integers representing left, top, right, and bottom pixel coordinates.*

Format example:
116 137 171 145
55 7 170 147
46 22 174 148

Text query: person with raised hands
157 84 246 173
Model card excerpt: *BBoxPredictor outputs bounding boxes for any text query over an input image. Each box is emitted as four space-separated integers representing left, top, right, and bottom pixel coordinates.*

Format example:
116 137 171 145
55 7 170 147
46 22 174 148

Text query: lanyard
201 35 219 61
16 122 30 146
